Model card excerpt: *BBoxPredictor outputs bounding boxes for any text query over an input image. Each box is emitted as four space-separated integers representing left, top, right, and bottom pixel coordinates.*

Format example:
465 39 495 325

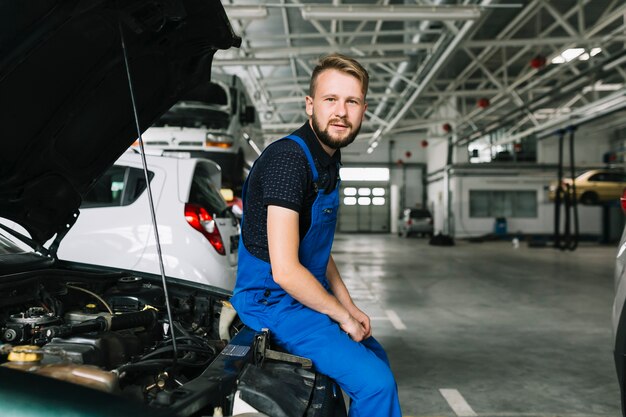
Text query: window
339 167 389 181
372 188 385 196
189 164 228 216
82 166 154 208
358 188 371 196
372 197 385 206
344 187 357 196
589 172 626 182
469 190 537 218
344 197 357 205
358 197 371 206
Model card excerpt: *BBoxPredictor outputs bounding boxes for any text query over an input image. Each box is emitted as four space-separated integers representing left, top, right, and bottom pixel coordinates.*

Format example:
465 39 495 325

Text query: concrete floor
332 233 620 417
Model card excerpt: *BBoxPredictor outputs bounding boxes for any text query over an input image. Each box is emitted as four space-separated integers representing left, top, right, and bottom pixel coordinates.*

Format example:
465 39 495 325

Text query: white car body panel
58 153 238 291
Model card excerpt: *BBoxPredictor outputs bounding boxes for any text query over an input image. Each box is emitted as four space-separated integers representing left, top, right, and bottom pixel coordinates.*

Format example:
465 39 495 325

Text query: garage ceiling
215 0 626 153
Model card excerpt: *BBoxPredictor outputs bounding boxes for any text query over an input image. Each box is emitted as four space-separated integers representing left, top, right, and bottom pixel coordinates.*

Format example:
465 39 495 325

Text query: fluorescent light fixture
301 5 481 21
590 47 602 56
562 48 585 62
366 147 374 154
371 141 379 148
551 47 591 64
340 168 390 181
223 5 268 20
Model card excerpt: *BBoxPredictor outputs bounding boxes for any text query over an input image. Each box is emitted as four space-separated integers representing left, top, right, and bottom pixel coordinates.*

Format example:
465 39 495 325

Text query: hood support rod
117 15 178 366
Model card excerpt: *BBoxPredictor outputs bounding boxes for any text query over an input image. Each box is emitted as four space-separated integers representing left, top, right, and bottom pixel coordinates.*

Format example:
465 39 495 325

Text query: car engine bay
0 268 230 404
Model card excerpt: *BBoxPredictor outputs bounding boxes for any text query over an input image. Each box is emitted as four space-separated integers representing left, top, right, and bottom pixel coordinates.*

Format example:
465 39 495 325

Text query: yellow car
548 169 626 205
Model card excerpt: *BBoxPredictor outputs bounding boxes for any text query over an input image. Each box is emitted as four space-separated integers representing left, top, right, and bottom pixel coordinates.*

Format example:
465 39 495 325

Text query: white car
58 152 239 291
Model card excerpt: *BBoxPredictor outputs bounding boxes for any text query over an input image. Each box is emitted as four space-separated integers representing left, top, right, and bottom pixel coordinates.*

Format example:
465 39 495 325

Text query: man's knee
360 364 396 398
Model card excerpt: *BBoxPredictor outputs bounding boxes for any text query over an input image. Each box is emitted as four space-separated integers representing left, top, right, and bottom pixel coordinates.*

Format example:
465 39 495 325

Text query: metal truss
217 0 626 151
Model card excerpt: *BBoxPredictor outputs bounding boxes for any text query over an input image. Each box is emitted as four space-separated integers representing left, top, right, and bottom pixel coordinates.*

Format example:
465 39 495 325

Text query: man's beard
311 113 361 150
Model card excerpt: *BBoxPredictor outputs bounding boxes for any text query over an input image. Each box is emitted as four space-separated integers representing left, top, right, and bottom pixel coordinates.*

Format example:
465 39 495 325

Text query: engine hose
108 309 158 331
116 358 213 374
140 345 215 361
44 310 158 341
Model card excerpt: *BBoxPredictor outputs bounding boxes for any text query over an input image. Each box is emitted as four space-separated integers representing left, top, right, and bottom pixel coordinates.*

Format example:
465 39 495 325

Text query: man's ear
305 96 313 117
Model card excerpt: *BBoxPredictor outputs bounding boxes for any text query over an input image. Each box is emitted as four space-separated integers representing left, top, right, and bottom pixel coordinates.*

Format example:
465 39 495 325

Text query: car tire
580 191 599 205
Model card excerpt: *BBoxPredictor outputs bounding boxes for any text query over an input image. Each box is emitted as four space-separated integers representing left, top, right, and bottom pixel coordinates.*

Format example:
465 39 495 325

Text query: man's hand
339 314 368 342
348 306 372 339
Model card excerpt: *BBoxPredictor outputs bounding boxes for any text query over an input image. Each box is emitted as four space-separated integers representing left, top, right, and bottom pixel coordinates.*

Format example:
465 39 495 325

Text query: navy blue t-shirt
242 122 341 263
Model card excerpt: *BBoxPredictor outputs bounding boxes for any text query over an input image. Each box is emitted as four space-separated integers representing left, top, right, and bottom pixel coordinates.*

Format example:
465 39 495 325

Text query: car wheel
580 191 599 205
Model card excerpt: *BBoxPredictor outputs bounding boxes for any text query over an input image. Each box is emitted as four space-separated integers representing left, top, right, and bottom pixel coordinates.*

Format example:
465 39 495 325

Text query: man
231 53 402 417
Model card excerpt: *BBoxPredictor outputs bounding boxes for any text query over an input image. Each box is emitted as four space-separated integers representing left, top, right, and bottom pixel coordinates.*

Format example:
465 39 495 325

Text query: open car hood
0 0 240 246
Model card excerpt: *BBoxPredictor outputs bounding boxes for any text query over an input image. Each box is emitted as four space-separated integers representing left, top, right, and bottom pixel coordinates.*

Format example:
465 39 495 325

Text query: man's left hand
349 306 371 339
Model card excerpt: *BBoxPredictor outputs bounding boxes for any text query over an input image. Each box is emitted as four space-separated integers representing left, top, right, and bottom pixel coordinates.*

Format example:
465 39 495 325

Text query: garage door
338 184 390 232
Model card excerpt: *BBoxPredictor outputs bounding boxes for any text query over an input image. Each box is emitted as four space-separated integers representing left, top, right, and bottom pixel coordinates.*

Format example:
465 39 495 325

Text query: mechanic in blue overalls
231 53 402 417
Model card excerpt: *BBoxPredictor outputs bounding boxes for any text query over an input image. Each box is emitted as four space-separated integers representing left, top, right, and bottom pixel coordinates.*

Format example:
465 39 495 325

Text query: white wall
450 174 601 238
538 119 614 166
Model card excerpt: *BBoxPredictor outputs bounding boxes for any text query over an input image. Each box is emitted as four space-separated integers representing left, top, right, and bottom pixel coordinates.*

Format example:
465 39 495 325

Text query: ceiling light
561 48 585 62
223 5 268 20
551 47 591 64
367 147 374 154
301 5 481 21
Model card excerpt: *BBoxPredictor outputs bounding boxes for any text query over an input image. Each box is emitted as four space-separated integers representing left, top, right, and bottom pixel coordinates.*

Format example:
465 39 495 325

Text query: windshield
153 81 231 130
153 104 230 130
0 226 32 254
410 209 431 218
189 164 229 217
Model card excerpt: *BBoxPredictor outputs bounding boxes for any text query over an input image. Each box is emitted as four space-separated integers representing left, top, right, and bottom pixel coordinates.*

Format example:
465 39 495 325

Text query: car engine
0 270 229 404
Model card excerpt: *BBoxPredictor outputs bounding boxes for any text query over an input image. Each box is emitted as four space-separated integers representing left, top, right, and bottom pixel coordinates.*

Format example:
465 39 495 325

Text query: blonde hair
309 53 369 98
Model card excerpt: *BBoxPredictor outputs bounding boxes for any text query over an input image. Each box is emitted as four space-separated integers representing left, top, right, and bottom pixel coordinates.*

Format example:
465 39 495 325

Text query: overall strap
285 134 319 183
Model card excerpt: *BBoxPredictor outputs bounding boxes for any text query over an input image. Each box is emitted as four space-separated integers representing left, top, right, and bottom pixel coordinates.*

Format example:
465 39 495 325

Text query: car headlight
206 133 234 148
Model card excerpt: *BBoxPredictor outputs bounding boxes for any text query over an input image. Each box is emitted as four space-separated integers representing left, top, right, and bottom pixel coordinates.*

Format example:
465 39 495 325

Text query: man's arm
326 255 372 338
267 205 367 342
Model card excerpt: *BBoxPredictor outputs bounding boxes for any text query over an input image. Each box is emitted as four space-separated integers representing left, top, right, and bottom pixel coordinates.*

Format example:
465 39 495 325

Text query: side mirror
240 106 256 124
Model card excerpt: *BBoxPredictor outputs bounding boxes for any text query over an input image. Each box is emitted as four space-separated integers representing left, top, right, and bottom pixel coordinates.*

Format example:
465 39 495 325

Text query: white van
140 73 263 190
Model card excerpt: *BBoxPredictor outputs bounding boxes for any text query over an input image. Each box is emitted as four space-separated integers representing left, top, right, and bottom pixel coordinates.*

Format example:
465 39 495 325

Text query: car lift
553 126 579 251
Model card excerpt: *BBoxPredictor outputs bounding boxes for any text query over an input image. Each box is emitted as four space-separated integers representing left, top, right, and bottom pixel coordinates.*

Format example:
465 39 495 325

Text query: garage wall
450 175 602 238
341 132 428 233
537 119 614 165
427 170 604 238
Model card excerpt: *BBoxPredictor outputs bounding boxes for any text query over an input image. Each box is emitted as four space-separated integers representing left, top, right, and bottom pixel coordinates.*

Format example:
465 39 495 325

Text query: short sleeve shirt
242 122 341 263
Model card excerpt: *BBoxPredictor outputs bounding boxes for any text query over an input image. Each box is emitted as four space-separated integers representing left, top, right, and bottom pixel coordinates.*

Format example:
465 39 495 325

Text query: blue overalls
232 134 402 417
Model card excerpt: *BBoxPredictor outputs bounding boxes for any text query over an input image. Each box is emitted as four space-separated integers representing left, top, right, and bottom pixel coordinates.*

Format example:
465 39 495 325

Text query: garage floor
332 233 620 417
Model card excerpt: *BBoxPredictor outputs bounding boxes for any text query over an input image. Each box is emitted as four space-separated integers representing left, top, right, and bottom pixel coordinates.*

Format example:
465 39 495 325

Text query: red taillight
621 189 626 213
184 203 225 255
407 219 413 225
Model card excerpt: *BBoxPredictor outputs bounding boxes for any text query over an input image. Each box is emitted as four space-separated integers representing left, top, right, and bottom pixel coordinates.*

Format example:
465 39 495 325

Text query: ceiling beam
213 55 408 67
247 42 436 58
463 36 625 48
299 4 482 21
